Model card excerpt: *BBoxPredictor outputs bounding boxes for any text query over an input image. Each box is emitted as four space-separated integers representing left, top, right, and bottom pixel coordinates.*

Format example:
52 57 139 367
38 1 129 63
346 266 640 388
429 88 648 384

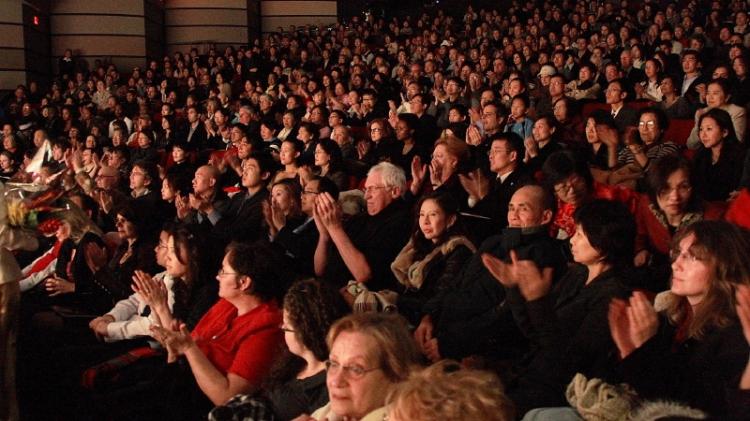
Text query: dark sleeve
524 277 627 388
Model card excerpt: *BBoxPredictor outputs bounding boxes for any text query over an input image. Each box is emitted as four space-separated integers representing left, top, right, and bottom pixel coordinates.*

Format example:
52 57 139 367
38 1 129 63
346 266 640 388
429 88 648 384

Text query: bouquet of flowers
3 183 65 228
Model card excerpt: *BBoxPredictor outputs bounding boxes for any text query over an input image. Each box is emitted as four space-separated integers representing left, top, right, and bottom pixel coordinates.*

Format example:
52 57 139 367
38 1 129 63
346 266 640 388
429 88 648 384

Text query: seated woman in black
483 199 636 416
313 138 348 192
391 192 475 325
692 108 745 202
209 279 350 421
609 221 750 420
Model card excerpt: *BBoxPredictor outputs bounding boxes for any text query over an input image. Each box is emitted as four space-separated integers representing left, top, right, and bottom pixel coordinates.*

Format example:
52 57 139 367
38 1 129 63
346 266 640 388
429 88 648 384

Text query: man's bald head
506 184 554 229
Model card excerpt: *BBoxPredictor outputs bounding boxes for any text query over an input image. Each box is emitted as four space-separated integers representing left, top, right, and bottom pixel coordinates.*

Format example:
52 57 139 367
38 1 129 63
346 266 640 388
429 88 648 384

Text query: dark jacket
424 227 568 360
508 265 634 415
619 313 750 420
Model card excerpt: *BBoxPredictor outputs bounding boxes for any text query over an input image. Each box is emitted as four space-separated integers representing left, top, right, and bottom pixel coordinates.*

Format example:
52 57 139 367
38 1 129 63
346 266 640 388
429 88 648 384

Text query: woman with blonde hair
386 361 515 421
409 135 470 206
609 220 750 419
301 313 421 421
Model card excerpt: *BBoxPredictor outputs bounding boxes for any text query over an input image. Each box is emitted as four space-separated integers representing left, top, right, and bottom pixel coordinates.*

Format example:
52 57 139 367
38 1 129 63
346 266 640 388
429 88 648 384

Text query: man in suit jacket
462 132 532 235
212 151 274 247
183 105 207 150
606 78 639 132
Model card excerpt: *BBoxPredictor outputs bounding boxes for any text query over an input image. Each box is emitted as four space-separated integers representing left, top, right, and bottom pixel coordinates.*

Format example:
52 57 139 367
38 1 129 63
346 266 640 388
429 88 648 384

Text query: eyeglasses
363 185 389 194
156 241 168 250
370 127 382 133
488 148 511 156
218 268 239 277
302 189 320 195
96 174 116 180
325 360 380 380
659 183 692 197
279 324 296 333
638 121 657 128
553 174 583 195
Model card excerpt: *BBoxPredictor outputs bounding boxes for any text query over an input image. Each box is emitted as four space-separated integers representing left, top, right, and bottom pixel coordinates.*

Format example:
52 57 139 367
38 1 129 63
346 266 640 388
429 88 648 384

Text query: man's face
482 105 501 132
192 167 214 195
364 171 397 216
96 167 119 190
241 158 264 189
188 108 199 123
507 186 551 228
488 139 516 174
361 95 375 111
549 77 565 97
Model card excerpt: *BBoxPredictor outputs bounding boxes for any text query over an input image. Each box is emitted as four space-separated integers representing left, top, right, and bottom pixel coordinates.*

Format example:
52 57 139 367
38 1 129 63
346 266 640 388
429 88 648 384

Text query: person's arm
183 345 252 405
327 222 372 284
152 322 252 405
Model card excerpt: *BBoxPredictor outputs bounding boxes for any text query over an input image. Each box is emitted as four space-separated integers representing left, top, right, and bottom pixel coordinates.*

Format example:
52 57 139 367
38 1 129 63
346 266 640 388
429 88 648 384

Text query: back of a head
386 361 515 421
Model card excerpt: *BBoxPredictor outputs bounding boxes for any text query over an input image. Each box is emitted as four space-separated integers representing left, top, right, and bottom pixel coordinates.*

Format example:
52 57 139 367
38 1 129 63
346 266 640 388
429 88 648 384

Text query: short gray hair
368 162 406 191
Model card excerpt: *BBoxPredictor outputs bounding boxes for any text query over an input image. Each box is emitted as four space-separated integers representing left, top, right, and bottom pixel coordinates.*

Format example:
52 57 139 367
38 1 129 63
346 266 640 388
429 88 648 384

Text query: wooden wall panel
51 35 145 57
0 71 26 88
260 0 336 33
261 1 336 16
165 8 247 26
50 0 144 15
51 15 145 35
0 25 24 48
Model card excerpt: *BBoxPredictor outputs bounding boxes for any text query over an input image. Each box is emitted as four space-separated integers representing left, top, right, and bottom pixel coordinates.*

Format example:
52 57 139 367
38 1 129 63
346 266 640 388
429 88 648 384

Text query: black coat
507 265 634 415
619 313 750 420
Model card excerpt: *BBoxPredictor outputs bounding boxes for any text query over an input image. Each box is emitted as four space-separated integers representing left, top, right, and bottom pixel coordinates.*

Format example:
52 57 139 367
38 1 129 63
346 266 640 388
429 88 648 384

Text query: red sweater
192 299 283 384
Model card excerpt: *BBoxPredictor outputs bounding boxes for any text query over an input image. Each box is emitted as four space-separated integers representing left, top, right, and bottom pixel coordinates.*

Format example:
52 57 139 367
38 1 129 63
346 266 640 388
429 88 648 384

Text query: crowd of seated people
3 1 750 419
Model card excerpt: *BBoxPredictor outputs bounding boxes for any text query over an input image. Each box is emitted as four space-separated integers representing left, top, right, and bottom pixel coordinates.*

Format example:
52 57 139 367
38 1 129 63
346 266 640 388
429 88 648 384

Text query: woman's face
553 100 568 122
298 126 312 143
431 144 457 179
419 199 453 242
271 184 293 214
161 180 176 201
0 154 13 170
55 221 72 243
327 331 392 419
370 123 384 142
532 119 553 142
656 168 692 219
670 233 711 305
314 144 331 167
578 66 592 82
154 230 170 267
585 118 599 143
281 310 305 357
660 77 675 95
569 224 602 266
638 112 661 144
698 116 726 149
705 83 728 108
165 235 188 278
137 132 150 148
115 214 137 240
216 252 242 299
553 173 588 206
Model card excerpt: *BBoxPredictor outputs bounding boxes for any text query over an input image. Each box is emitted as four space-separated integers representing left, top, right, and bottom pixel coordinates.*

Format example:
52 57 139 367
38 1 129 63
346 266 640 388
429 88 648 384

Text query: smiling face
638 112 661 144
326 331 391 419
705 82 728 108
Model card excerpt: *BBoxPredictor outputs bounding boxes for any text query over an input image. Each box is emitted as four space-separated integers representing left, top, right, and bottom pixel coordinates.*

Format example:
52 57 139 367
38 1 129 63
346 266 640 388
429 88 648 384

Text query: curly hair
284 279 350 361
386 361 516 421
263 279 349 388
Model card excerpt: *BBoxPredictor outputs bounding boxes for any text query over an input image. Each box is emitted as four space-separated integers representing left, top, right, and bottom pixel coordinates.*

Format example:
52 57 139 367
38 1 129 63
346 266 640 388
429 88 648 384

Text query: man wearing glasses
313 162 410 294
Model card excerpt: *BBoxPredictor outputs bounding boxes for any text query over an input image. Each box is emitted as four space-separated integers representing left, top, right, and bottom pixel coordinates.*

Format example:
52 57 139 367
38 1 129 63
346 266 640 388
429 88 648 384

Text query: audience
4 2 750 419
